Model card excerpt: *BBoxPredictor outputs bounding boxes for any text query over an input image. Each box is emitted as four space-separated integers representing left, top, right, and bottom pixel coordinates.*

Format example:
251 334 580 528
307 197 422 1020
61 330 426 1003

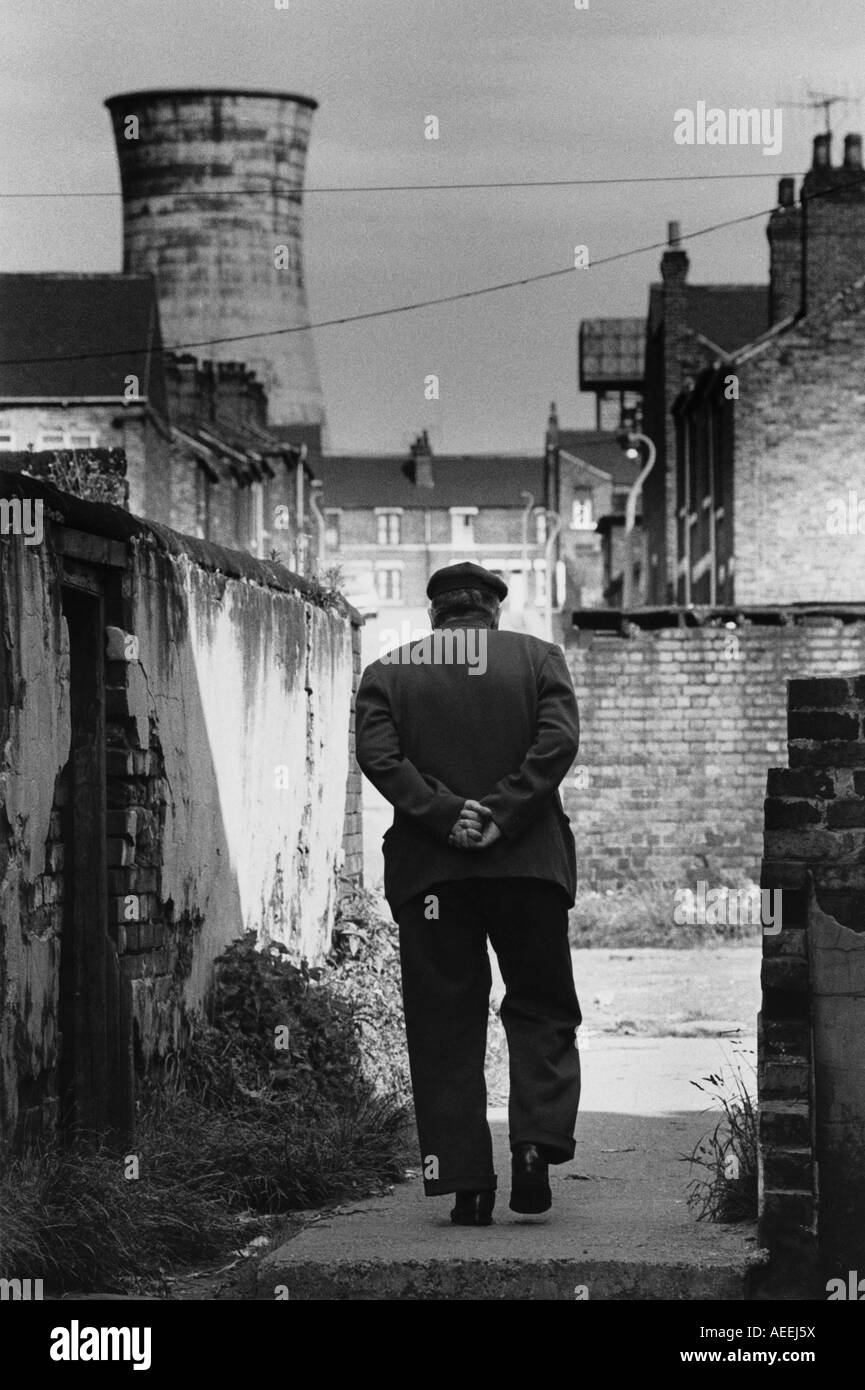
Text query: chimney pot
778 176 795 207
667 220 681 247
813 133 831 168
410 431 434 487
844 133 863 169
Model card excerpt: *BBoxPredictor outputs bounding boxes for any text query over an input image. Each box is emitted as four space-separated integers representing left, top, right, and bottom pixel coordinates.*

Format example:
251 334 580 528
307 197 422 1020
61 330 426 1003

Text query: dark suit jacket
355 624 580 916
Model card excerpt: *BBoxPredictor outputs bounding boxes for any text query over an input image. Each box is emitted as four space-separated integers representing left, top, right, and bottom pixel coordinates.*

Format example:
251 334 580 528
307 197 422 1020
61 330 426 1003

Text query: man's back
382 629 550 793
356 626 580 915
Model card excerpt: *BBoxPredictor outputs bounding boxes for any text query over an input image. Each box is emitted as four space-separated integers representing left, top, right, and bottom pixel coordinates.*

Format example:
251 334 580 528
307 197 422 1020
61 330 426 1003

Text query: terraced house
315 431 558 659
0 274 315 568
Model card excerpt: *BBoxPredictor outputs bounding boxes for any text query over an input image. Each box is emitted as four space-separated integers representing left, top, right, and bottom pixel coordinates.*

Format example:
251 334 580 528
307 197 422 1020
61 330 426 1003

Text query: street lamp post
616 431 657 609
543 508 562 642
520 491 534 613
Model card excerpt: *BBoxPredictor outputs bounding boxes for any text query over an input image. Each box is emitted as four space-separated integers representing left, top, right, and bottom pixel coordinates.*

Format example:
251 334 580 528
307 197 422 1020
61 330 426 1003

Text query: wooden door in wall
58 577 126 1139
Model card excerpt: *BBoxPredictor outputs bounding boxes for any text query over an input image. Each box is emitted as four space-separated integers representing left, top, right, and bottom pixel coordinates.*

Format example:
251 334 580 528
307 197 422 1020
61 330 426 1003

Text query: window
450 507 477 548
377 510 401 545
376 567 402 602
36 429 98 450
570 493 595 530
324 509 340 549
535 509 547 545
0 431 15 450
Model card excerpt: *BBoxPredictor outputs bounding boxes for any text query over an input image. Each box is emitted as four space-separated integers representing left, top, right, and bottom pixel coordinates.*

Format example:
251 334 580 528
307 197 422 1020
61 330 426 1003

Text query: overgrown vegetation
569 873 763 949
24 447 127 505
0 1137 237 1291
0 891 412 1293
686 1055 758 1223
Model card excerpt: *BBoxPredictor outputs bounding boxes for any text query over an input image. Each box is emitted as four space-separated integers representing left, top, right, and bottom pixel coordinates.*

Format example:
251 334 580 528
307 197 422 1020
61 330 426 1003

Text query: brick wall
758 674 865 1294
803 187 865 315
733 279 865 605
564 611 865 889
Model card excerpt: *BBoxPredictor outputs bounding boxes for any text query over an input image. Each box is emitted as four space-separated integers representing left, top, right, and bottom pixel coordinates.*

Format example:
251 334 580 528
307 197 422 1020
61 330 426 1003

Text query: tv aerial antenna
781 85 861 137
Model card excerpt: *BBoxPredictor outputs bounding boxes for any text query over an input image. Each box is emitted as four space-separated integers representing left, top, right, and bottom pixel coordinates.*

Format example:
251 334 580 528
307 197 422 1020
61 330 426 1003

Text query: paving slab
258 1037 759 1301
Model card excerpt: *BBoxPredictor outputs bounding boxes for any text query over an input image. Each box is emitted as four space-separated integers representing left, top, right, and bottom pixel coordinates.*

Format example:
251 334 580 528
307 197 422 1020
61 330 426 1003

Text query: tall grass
0 907 413 1293
687 1054 758 1223
0 1136 237 1289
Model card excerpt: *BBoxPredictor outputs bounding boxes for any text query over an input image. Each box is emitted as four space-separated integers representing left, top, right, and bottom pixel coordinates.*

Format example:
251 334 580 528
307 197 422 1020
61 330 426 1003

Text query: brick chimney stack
165 354 201 430
545 401 559 454
214 361 249 428
661 220 690 336
767 177 803 325
411 429 434 489
844 132 863 172
801 130 865 313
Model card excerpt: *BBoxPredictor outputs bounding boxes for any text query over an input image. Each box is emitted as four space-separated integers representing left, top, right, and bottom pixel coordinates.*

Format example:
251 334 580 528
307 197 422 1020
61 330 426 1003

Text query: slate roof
555 429 643 489
648 282 769 354
0 273 168 419
314 454 545 508
675 269 865 409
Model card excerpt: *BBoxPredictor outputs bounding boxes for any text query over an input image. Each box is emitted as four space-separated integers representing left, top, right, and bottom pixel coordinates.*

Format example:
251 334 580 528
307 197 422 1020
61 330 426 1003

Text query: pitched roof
677 269 865 408
556 429 643 488
0 273 168 419
648 282 769 354
314 454 545 508
269 423 323 458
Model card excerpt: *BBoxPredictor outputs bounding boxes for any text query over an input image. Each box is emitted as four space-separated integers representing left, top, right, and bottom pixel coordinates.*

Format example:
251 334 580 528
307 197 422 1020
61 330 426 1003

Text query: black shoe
510 1142 552 1214
450 1190 495 1226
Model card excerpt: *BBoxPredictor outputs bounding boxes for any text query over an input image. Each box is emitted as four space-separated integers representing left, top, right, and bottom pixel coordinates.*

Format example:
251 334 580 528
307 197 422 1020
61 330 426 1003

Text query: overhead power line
1 170 788 199
1 171 862 369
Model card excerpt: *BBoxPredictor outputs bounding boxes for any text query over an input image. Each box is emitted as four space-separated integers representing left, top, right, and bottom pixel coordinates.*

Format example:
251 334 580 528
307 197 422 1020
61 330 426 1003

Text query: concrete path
258 1036 758 1301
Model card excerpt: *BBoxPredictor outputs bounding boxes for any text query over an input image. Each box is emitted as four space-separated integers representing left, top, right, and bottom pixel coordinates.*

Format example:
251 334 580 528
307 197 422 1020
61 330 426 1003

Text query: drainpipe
543 509 562 641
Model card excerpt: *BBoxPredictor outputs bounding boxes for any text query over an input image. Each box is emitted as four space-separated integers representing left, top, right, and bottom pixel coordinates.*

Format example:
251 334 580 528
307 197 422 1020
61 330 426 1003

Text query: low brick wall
758 674 865 1296
564 609 865 889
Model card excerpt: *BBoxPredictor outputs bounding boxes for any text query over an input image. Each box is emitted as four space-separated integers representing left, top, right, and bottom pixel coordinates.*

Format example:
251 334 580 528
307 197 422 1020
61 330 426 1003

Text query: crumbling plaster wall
127 542 352 1007
1 476 359 1140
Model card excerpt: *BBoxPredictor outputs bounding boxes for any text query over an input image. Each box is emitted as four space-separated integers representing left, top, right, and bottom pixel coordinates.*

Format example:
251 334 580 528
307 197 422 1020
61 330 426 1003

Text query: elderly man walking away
356 561 581 1226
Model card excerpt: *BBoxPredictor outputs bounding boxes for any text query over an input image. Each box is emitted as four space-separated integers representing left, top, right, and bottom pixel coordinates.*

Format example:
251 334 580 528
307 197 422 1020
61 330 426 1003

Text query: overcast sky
2 0 863 451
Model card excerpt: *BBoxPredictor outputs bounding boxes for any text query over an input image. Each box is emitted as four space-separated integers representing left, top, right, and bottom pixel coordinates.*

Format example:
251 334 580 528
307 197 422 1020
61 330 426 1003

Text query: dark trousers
396 877 582 1196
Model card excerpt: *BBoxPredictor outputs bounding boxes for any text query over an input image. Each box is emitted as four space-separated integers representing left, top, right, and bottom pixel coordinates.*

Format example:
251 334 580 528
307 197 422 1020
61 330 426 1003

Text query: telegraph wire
1 171 862 368
0 171 797 199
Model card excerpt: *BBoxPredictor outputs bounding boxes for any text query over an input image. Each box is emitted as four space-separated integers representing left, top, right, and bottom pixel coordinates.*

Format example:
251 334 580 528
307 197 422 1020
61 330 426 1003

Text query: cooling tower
105 88 325 427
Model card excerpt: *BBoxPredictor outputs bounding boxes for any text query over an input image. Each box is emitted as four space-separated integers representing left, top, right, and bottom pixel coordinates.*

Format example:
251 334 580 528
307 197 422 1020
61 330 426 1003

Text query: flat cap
426 560 508 602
